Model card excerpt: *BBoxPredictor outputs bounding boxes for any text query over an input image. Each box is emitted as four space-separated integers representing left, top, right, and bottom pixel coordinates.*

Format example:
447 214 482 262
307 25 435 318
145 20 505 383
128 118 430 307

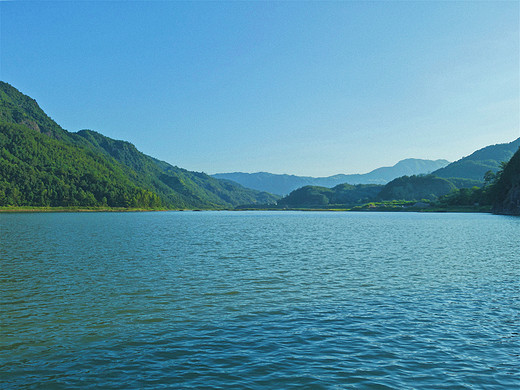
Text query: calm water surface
1 211 519 389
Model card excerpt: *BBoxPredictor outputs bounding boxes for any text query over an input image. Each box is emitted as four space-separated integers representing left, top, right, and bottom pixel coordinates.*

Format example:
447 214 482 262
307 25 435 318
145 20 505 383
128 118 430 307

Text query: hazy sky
1 1 518 176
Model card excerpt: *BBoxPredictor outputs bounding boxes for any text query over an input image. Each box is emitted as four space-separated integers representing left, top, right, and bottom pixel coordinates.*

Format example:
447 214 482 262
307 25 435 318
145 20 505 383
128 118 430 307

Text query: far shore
0 205 493 213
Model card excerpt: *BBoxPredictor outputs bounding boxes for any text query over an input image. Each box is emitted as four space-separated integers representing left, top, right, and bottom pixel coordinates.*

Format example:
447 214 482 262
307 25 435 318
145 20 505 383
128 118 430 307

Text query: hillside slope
0 81 278 209
0 122 161 207
378 175 456 201
433 138 520 182
76 130 278 208
277 184 383 208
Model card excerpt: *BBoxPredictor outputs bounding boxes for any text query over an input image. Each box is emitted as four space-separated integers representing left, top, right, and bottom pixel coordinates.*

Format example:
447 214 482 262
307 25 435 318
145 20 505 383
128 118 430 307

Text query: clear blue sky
1 1 518 176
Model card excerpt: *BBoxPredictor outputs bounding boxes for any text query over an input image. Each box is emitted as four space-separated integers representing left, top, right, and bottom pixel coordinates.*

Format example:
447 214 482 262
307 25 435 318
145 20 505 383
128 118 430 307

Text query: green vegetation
444 177 485 189
432 138 520 182
352 200 420 211
0 82 66 139
433 155 519 214
75 130 278 209
377 175 456 201
277 184 383 208
437 186 489 207
273 163 519 212
0 122 161 208
273 142 520 211
0 82 278 210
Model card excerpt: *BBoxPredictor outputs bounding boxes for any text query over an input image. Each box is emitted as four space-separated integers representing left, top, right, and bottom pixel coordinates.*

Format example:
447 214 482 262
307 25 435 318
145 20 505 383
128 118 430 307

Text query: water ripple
1 211 519 388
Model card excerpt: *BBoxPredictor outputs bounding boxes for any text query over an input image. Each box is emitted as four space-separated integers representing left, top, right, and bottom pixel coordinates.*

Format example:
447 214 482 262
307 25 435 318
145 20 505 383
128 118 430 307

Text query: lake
1 211 519 389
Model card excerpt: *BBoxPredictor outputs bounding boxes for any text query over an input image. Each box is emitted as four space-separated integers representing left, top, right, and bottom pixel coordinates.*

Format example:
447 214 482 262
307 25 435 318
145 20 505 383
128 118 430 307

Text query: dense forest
277 184 383 208
0 122 161 208
75 130 278 208
0 82 278 209
377 175 456 201
277 175 459 208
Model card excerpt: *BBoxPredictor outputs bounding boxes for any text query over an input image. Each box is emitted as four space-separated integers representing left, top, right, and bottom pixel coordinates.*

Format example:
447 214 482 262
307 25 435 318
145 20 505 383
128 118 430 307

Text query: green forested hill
0 122 161 207
0 81 278 209
432 138 520 182
378 175 456 201
278 184 382 208
76 130 278 208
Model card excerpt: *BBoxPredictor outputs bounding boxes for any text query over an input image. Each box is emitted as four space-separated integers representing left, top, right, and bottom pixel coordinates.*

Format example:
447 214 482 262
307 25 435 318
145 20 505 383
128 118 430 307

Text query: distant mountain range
274 138 520 208
215 137 520 196
213 159 450 195
0 82 278 209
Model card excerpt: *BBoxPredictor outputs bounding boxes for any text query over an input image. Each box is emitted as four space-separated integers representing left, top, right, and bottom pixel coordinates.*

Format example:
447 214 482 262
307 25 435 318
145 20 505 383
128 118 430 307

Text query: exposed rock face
492 148 520 216
493 179 520 215
20 119 41 132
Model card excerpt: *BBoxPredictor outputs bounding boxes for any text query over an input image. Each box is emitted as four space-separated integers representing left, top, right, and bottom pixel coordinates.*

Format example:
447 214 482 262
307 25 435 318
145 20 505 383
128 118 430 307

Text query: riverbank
0 205 493 213
0 206 171 213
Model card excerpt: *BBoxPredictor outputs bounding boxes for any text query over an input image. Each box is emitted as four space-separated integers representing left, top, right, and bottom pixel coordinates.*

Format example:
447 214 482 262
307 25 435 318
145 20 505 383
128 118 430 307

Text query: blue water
1 211 519 389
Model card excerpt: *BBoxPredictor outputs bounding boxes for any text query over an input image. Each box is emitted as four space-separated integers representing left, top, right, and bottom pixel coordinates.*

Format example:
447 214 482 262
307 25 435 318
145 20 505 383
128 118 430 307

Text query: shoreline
0 206 492 213
0 206 171 213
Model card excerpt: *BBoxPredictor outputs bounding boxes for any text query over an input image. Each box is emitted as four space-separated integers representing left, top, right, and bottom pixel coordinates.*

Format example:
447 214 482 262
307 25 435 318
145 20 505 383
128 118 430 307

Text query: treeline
433 138 520 181
440 150 520 215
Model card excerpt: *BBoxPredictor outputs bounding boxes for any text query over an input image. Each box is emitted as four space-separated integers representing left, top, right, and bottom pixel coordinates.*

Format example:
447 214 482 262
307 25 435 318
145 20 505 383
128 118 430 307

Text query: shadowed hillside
492 148 520 215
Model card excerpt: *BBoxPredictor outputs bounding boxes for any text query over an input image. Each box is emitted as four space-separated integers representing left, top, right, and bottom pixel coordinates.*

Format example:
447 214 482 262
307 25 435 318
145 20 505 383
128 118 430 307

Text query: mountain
0 81 278 209
492 148 520 215
432 138 520 183
212 172 318 197
213 158 450 196
277 184 383 208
